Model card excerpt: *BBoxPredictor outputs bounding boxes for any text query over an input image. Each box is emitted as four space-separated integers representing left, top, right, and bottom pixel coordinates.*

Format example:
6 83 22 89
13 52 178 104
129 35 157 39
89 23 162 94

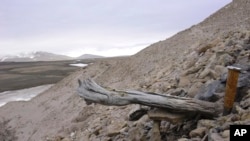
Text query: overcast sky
0 0 231 57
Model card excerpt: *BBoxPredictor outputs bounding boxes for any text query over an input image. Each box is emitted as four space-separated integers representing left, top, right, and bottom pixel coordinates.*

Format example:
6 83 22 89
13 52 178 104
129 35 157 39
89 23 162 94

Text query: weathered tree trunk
77 79 222 117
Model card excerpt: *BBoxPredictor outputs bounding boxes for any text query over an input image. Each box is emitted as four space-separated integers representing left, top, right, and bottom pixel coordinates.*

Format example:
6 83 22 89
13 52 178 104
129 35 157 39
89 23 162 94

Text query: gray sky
0 0 231 57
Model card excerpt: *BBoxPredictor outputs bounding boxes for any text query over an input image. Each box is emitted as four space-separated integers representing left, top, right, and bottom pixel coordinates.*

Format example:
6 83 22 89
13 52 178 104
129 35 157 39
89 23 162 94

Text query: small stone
119 127 129 134
188 82 203 98
230 114 240 122
208 128 227 141
221 130 229 138
240 93 250 109
209 132 225 141
182 121 194 131
179 76 191 87
61 138 71 141
177 138 189 141
89 134 98 141
108 107 115 110
101 137 111 141
128 127 144 141
195 80 223 102
198 120 216 129
54 136 64 141
191 137 202 141
169 88 186 96
217 53 234 66
80 130 91 141
219 122 231 131
106 120 127 137
199 69 211 79
214 65 227 77
189 127 207 138
235 105 245 114
70 132 76 139
241 111 250 121
92 126 102 135
134 114 150 126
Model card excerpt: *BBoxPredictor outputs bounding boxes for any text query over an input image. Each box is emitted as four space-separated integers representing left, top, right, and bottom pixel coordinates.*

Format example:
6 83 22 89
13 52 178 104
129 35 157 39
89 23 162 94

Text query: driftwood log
77 79 223 117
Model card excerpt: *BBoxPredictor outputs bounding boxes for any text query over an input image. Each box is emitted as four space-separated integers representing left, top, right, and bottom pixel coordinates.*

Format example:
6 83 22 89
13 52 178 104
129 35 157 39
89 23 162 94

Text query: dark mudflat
0 59 94 92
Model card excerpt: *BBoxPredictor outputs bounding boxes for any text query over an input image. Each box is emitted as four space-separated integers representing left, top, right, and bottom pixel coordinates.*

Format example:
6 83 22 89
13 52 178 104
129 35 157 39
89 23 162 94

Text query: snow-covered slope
77 54 104 59
0 51 73 62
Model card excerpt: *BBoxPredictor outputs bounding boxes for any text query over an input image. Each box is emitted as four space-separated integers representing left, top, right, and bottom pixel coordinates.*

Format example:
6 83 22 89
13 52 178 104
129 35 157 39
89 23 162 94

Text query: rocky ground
0 0 250 141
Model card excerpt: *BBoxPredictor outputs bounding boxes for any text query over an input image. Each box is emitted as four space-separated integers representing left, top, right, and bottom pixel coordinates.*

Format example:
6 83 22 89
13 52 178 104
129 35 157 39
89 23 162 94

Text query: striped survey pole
223 66 241 116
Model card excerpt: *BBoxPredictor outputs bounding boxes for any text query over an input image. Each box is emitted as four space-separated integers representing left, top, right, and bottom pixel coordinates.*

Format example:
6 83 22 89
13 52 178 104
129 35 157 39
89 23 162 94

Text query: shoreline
0 84 54 107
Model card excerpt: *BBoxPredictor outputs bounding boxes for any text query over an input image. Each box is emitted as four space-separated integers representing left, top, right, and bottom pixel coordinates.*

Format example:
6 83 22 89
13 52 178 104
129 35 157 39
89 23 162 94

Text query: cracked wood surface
77 78 222 117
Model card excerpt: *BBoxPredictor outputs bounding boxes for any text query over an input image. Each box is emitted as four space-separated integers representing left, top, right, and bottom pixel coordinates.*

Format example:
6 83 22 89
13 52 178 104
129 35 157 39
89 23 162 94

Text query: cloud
0 0 231 56
0 28 175 57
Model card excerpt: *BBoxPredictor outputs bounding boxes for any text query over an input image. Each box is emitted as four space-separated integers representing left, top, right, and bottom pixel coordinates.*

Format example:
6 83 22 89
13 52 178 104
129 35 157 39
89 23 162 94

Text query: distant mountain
0 51 73 62
77 54 104 59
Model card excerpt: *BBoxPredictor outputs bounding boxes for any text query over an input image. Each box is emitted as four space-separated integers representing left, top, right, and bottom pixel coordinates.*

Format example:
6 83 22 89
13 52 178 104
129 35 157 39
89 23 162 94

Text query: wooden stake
223 66 241 115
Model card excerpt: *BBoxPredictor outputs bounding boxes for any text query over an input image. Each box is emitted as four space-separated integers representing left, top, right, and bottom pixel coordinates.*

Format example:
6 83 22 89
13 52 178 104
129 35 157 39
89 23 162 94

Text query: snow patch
69 63 88 67
1 57 8 62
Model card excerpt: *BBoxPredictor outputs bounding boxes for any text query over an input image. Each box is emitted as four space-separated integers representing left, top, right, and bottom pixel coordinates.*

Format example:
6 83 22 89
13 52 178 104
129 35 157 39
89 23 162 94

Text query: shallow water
0 84 53 107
